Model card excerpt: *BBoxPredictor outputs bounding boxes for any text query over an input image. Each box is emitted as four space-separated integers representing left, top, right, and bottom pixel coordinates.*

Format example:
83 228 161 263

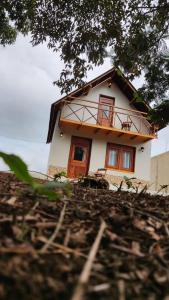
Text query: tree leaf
0 152 33 186
1 0 169 98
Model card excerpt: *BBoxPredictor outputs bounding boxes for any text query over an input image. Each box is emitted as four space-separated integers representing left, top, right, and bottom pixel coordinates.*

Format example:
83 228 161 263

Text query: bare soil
0 172 169 300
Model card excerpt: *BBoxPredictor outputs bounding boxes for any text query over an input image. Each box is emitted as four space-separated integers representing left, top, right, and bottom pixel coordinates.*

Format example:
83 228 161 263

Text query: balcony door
67 136 92 178
98 95 114 127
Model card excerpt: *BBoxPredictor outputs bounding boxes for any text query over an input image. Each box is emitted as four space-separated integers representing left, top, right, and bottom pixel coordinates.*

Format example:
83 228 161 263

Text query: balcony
59 99 157 142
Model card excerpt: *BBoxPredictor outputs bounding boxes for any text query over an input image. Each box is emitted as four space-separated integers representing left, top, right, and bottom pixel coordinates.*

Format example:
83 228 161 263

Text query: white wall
48 112 71 169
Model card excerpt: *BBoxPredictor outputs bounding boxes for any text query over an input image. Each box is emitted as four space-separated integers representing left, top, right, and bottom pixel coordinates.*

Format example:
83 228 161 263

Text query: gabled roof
47 67 150 143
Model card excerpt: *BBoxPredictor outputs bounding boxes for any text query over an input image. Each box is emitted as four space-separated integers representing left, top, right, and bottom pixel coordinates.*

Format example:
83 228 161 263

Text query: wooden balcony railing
60 99 158 138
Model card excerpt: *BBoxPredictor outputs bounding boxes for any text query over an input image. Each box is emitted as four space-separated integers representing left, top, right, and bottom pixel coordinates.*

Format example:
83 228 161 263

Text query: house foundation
48 165 148 189
48 165 67 176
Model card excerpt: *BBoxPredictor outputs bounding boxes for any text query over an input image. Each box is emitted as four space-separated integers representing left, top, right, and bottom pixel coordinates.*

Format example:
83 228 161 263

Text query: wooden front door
98 96 114 126
67 136 92 178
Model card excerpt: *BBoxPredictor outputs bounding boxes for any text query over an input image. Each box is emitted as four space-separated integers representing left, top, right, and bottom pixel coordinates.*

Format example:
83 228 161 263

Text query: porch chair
121 121 132 131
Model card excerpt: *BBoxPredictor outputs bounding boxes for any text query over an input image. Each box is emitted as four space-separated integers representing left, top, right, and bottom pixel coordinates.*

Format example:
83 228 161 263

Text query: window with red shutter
105 143 135 172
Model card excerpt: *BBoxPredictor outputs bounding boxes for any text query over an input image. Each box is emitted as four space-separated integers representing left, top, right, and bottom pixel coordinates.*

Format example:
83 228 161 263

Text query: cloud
0 136 49 173
0 34 63 142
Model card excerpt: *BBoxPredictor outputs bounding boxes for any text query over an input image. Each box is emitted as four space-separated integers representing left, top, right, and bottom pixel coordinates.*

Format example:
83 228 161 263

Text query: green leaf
0 152 34 185
133 92 144 103
34 183 60 201
33 181 72 201
123 176 129 181
116 69 123 77
0 151 62 201
54 171 67 181
41 181 70 189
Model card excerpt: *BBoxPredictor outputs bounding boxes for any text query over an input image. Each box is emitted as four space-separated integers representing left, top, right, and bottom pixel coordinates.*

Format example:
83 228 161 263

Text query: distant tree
147 48 169 128
0 0 169 124
148 100 169 128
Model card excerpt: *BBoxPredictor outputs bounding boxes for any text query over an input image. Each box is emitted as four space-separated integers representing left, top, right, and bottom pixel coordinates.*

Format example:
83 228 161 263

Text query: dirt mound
0 172 169 300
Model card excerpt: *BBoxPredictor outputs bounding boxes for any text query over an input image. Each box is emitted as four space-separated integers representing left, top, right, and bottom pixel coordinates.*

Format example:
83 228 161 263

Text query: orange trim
60 100 155 137
60 118 156 141
65 99 148 116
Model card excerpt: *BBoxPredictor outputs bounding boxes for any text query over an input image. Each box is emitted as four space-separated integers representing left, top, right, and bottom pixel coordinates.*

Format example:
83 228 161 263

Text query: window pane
108 149 118 167
123 151 131 169
74 146 86 161
102 105 109 118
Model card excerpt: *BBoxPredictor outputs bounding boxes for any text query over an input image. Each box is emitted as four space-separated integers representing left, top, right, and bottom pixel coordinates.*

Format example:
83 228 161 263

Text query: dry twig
0 215 38 223
163 223 169 237
111 244 145 257
118 280 126 300
38 236 86 257
71 219 106 300
64 228 71 246
40 203 67 253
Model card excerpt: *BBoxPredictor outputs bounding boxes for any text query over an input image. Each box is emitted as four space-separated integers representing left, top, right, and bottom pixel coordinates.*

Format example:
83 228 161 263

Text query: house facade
47 68 157 185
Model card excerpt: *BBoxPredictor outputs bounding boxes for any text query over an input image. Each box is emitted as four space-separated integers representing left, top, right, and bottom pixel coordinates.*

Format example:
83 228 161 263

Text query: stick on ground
71 219 106 300
40 202 67 253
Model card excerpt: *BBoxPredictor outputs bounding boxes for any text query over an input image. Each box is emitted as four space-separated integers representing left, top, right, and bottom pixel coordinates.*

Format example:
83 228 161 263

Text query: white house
47 68 157 186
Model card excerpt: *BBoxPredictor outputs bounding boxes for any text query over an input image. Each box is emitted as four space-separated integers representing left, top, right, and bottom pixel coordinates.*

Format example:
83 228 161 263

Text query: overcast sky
0 34 169 173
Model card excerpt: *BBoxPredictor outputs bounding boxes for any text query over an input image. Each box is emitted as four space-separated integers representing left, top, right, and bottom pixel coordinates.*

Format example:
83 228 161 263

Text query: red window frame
105 143 135 172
